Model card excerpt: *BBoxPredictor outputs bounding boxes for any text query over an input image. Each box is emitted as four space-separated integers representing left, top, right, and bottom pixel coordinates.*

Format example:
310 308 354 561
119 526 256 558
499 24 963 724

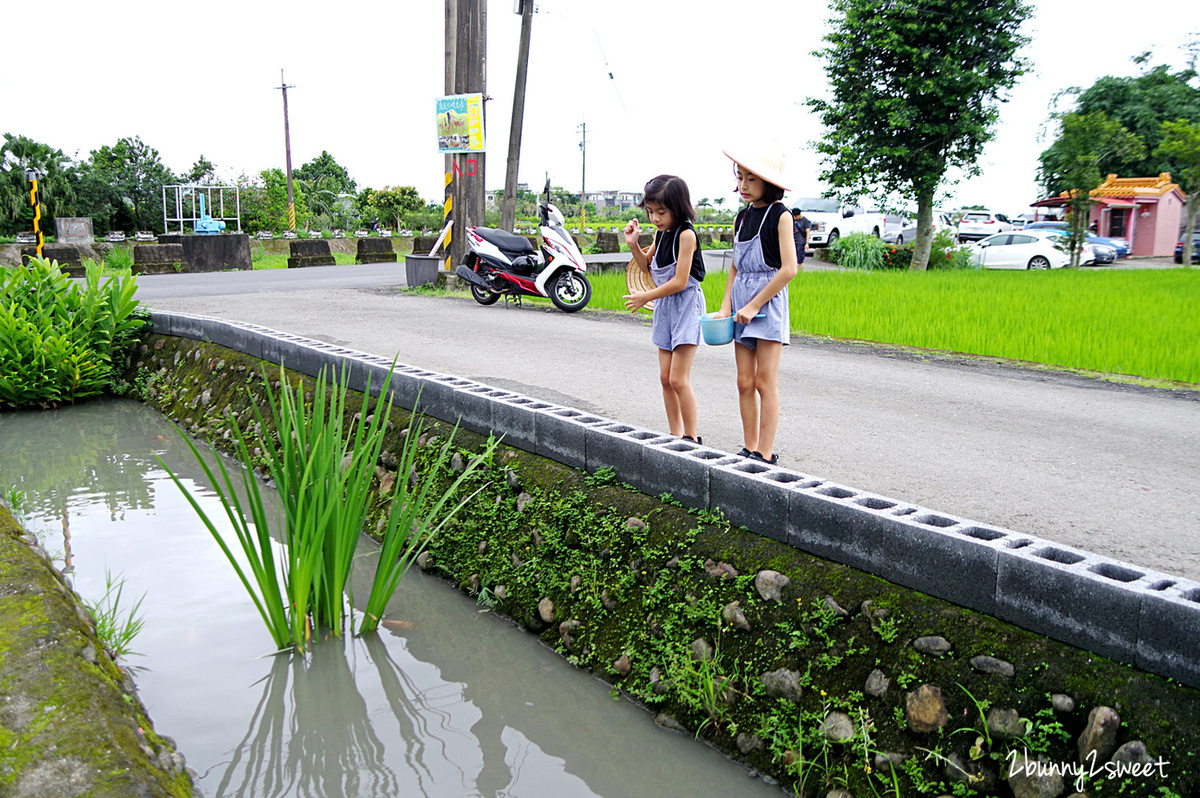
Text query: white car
894 212 956 245
1034 230 1116 266
957 211 1014 242
971 231 1070 270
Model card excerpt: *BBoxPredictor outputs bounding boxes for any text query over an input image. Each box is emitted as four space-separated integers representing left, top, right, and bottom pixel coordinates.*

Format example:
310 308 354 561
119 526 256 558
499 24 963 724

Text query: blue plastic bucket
699 312 735 346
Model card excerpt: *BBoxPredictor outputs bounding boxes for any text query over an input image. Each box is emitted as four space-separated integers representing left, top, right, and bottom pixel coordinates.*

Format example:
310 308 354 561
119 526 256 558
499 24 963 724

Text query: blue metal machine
195 194 226 235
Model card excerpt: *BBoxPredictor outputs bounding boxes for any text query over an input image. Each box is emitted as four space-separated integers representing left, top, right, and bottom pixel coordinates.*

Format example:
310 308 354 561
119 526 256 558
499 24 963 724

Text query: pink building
1031 173 1186 257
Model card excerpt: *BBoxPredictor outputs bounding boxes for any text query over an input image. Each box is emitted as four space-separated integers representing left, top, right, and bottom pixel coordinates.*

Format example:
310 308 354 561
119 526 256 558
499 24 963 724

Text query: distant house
1031 173 1185 257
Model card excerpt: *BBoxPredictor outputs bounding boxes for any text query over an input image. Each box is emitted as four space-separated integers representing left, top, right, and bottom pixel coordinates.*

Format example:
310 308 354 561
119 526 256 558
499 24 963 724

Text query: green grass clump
582 268 1200 385
160 363 496 651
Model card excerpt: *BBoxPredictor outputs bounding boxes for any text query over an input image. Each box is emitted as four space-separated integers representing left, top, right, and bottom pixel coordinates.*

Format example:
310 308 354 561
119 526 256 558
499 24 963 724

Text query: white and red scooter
455 177 592 312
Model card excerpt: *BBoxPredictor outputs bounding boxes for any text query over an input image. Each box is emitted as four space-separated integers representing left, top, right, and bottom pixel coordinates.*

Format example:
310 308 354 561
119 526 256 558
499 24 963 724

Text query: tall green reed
163 362 496 651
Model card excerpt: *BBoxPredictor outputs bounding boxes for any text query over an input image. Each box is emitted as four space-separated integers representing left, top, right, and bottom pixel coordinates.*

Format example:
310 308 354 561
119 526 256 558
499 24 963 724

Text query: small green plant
668 640 744 737
85 570 147 660
584 466 619 487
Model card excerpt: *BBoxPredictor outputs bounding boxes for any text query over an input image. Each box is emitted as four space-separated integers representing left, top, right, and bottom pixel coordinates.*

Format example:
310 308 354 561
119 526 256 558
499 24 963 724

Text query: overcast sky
3 0 1194 217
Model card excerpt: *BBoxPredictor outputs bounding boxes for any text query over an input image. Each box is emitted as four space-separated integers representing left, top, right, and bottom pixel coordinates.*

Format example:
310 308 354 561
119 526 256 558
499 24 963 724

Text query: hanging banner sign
436 93 485 153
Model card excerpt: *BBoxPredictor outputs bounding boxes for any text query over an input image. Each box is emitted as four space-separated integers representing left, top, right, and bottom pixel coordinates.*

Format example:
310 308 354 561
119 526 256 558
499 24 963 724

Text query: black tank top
653 221 705 281
735 203 787 268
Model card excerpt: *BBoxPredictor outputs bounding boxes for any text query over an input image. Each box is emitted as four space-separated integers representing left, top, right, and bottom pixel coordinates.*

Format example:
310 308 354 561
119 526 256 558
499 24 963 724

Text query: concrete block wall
148 311 1200 688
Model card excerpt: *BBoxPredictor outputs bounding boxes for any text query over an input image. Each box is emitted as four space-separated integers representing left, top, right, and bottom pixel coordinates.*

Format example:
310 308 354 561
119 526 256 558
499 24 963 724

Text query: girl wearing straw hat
623 175 707 444
714 143 799 465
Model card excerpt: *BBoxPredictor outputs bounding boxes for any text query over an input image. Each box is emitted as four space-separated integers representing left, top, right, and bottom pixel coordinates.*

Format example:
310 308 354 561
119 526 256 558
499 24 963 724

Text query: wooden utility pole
501 0 533 233
445 0 486 269
578 121 587 229
276 70 296 231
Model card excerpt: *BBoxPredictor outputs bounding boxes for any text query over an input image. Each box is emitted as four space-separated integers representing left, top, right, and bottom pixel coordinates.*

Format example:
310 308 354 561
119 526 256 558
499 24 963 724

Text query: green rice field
586 268 1200 385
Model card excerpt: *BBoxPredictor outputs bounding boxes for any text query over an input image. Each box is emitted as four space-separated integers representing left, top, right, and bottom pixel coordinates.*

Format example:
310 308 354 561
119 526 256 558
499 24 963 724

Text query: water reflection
3 399 779 798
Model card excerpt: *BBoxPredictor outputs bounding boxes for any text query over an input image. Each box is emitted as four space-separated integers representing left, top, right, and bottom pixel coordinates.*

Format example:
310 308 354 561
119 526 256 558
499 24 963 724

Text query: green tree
82 137 178 233
239 169 310 233
0 134 76 236
1040 111 1145 267
294 150 356 195
185 155 218 185
1156 118 1200 265
1040 62 1200 188
367 185 424 230
808 0 1031 270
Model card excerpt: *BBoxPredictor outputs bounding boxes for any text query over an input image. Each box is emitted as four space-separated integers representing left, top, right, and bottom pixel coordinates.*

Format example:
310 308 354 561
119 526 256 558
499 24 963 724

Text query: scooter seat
475 227 536 253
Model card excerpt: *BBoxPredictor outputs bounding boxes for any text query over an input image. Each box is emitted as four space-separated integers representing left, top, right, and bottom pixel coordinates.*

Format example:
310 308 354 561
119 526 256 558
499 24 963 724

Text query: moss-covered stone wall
124 333 1197 798
0 500 194 796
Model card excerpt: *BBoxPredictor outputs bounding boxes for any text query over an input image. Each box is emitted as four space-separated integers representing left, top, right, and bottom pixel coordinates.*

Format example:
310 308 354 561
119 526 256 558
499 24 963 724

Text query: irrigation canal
0 398 783 797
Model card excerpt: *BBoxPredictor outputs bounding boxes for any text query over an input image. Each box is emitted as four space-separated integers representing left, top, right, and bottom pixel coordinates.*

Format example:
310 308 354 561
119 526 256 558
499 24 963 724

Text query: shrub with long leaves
0 256 143 406
162 362 495 651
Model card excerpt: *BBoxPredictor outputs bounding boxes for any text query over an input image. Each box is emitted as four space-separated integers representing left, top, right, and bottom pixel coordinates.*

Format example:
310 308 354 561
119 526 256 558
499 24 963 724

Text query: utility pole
276 70 296 231
502 0 534 233
578 121 587 230
445 0 486 270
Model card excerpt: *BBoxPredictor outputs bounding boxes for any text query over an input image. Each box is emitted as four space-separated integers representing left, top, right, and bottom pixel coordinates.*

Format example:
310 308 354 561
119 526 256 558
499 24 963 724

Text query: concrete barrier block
709 459 800 542
451 383 496 435
418 375 476 425
584 422 648 478
788 487 1005 613
639 439 717 509
995 541 1144 662
1136 579 1200 687
534 407 608 471
490 393 544 453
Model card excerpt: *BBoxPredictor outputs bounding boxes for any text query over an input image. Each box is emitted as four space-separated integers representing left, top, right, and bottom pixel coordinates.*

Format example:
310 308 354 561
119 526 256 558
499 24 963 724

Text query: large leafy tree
239 168 310 233
367 186 424 230
293 150 356 195
1039 62 1200 190
82 137 178 233
1156 118 1200 265
809 0 1031 270
1040 112 1144 267
0 134 76 236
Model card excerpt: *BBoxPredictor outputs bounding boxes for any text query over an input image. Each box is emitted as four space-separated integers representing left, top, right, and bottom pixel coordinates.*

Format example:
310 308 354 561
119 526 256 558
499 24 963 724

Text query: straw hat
723 141 790 191
625 257 656 310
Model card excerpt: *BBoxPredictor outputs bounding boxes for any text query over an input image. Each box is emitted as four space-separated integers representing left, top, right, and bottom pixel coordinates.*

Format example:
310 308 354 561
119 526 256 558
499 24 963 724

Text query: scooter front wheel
548 270 591 312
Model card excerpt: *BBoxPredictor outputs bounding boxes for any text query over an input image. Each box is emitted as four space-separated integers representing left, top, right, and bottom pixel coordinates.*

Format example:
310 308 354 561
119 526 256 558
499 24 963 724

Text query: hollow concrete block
1136 579 1200 687
995 541 1144 663
489 393 544 453
709 459 797 542
534 407 608 471
638 439 722 510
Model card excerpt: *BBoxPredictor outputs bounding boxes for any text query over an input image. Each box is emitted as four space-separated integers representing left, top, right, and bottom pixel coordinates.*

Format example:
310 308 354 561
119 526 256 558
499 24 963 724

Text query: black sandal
749 451 779 465
681 435 703 445
737 447 753 458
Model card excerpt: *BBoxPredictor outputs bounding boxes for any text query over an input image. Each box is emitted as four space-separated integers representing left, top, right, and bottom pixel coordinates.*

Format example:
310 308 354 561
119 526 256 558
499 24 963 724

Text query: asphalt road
141 263 1200 581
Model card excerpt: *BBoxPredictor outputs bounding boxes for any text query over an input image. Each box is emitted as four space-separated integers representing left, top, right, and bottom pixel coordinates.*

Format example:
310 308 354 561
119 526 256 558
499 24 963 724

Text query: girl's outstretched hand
623 219 641 248
623 291 650 311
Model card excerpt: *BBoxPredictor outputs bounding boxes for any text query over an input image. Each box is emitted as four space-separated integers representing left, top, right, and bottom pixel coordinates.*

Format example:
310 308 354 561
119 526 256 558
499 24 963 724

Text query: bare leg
667 344 699 438
658 348 683 436
753 340 784 458
734 342 759 452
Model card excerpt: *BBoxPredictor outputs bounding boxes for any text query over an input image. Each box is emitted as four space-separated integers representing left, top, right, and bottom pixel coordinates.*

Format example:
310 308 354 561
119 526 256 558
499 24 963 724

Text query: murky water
0 399 780 798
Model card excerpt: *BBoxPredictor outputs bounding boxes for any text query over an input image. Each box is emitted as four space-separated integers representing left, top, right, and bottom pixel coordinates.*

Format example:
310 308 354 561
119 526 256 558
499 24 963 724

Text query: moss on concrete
124 333 1198 797
0 504 194 797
